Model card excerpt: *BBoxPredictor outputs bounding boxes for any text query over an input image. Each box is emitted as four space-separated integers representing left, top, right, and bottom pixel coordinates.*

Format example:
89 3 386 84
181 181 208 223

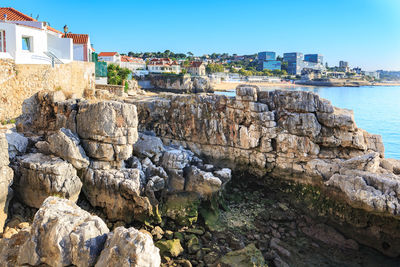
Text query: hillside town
0 6 397 90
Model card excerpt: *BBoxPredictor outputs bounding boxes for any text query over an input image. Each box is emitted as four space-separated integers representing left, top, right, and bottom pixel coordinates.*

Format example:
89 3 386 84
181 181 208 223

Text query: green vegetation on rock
162 192 200 226
219 243 267 267
155 239 184 257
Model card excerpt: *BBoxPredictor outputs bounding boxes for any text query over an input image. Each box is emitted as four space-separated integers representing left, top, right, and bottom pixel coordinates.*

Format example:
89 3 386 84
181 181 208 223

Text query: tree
206 63 225 73
164 50 171 58
281 61 288 72
107 64 131 85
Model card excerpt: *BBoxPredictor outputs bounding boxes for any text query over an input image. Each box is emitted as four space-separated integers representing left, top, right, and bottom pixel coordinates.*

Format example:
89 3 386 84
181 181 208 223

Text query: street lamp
63 25 68 35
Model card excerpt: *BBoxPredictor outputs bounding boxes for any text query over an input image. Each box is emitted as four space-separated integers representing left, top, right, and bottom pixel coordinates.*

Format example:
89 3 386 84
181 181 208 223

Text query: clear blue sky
3 0 400 70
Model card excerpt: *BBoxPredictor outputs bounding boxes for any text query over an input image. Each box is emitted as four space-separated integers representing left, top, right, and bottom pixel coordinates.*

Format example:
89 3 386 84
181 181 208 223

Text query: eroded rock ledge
1 86 400 262
130 85 400 256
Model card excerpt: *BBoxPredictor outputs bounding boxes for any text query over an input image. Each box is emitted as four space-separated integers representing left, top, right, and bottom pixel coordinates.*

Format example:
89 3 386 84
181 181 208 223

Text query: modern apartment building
339 61 349 68
304 54 323 64
283 52 304 75
262 60 281 71
258 51 276 61
284 52 325 75
258 51 281 71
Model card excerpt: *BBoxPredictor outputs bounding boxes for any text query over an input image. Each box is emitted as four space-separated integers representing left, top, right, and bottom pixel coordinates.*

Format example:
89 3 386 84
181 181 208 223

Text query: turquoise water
216 86 400 159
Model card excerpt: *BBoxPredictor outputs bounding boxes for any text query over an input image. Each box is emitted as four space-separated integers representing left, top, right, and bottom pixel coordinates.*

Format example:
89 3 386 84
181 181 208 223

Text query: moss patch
155 239 184 257
219 243 267 267
162 192 200 226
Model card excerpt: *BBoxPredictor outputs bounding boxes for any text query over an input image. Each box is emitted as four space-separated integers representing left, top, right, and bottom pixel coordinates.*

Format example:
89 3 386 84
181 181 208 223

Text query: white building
187 61 206 76
364 71 380 80
98 52 120 63
63 33 94 62
120 55 146 71
147 58 181 74
0 7 73 64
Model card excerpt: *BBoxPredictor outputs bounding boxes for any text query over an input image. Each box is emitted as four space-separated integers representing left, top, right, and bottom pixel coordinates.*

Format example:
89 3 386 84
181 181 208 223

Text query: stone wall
0 59 95 121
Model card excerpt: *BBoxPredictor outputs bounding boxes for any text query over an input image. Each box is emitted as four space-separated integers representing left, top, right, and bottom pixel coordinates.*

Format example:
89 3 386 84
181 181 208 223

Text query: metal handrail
43 51 64 66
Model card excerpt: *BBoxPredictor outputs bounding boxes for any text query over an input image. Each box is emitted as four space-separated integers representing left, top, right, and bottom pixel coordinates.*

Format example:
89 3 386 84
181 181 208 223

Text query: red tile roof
121 55 145 63
98 52 118 57
148 58 179 66
190 61 204 68
63 33 89 44
0 7 62 34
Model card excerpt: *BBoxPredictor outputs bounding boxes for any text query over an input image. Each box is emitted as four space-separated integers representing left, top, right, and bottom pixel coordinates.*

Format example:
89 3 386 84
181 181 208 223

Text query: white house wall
0 22 16 59
73 44 84 61
14 24 50 64
47 33 73 63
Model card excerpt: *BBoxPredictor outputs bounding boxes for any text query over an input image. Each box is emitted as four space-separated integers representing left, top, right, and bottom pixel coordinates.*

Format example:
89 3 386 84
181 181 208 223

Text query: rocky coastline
148 74 214 93
0 85 399 266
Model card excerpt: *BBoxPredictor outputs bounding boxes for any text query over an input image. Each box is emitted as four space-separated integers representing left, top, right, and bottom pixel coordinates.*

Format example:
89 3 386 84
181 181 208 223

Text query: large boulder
82 168 158 223
0 133 13 233
96 227 161 267
133 133 165 159
76 101 138 145
47 128 89 170
185 166 222 198
17 197 109 267
5 131 28 160
76 101 138 164
13 153 82 208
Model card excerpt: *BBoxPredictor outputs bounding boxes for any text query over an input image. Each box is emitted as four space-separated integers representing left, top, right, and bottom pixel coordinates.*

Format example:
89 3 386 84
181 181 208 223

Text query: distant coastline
212 81 400 91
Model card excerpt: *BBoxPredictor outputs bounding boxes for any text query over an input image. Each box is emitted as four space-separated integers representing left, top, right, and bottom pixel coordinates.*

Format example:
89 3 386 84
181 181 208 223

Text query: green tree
206 63 225 73
107 64 131 85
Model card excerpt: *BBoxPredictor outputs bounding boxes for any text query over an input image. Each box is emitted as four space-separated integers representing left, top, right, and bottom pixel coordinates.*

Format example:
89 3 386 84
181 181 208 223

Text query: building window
22 36 32 51
0 31 4 52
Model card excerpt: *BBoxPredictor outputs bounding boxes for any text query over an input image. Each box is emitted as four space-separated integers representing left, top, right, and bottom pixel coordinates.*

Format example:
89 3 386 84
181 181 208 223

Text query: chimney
3 14 7 21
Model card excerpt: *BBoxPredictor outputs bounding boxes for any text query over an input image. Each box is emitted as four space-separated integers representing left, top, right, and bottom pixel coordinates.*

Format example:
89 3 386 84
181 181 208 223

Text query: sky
2 0 400 70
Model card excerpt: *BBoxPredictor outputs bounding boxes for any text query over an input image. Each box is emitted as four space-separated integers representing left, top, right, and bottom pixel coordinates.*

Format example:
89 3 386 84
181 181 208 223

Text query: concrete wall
47 33 73 63
73 44 84 61
0 59 95 121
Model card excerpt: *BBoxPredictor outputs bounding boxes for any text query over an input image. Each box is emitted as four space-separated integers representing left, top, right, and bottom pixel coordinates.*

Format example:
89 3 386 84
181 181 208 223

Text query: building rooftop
63 33 89 44
98 52 119 57
121 55 144 62
0 7 62 34
190 61 203 68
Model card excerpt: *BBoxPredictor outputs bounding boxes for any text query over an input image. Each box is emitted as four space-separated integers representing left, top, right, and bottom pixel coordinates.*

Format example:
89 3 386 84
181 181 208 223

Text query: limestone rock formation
16 92 138 167
0 133 13 233
132 85 400 256
96 227 161 267
5 131 28 160
149 75 214 93
47 128 89 169
77 101 138 164
133 132 165 159
82 168 156 223
13 153 82 208
185 166 222 198
17 197 109 267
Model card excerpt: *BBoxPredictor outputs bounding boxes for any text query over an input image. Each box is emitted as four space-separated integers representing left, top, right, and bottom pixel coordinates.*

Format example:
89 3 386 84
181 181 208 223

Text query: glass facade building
283 52 304 75
262 60 282 71
258 51 276 61
283 52 325 75
304 54 323 64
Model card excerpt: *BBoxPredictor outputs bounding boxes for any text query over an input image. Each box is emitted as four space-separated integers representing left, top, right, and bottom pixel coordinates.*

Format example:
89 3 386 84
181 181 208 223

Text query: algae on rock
218 243 267 267
155 239 184 257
